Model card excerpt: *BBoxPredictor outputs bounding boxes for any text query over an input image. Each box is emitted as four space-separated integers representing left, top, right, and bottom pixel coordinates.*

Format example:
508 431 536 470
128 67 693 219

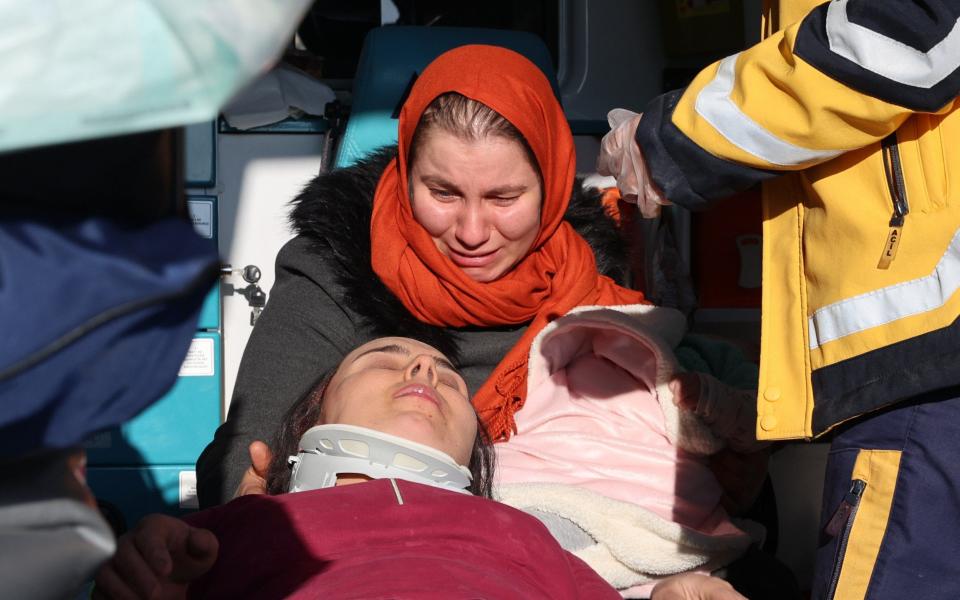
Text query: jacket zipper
878 133 910 269
824 479 867 599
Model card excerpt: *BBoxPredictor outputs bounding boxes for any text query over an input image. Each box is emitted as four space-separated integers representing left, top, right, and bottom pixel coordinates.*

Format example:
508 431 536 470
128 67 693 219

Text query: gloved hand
596 108 669 218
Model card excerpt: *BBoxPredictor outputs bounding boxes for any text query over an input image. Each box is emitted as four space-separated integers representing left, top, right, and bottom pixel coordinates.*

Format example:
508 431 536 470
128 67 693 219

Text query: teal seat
333 26 558 168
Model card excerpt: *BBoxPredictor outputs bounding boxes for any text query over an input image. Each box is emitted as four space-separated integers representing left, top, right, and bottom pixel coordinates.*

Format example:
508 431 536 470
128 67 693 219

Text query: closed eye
439 373 466 392
364 357 405 371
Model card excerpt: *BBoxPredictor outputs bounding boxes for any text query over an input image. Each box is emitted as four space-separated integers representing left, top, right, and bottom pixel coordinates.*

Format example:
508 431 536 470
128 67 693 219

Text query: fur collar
288 147 629 362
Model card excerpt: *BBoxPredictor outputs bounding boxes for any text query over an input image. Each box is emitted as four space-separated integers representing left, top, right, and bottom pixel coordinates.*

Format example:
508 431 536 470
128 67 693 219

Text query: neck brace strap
288 424 473 494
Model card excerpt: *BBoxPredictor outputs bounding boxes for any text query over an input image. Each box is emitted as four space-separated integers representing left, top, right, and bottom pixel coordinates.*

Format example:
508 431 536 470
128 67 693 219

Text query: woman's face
320 337 477 465
409 130 542 283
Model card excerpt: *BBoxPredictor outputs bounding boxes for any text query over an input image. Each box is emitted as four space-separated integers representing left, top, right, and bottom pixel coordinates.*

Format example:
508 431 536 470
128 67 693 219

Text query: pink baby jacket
495 305 753 594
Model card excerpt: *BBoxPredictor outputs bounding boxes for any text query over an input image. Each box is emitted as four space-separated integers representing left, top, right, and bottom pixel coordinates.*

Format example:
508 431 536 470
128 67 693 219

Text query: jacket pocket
824 449 902 600
823 479 866 600
898 113 950 213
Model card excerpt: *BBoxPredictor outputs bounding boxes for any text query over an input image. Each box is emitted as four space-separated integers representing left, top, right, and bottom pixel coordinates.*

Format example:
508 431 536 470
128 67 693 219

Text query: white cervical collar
288 424 473 494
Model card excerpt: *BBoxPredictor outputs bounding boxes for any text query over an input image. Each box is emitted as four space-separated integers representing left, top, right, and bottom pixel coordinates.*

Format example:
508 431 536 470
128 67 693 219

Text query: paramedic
597 1 960 598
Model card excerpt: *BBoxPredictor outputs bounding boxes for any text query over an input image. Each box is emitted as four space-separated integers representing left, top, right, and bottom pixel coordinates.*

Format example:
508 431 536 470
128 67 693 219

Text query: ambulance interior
76 0 828 593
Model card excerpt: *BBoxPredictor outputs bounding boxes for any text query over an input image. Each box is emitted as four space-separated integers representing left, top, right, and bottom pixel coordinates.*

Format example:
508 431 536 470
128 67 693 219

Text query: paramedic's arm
196 237 358 507
613 0 960 210
92 514 217 600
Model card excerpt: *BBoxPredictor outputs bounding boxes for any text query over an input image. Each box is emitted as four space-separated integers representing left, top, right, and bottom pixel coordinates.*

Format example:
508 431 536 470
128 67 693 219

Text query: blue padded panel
84 333 221 466
334 26 558 168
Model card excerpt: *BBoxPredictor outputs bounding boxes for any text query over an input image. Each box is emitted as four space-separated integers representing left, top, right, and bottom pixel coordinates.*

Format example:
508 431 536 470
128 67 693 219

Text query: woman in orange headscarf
369 45 647 440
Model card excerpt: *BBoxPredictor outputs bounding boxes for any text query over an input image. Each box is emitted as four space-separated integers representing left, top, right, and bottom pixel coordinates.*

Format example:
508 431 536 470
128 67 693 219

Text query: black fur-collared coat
196 148 629 507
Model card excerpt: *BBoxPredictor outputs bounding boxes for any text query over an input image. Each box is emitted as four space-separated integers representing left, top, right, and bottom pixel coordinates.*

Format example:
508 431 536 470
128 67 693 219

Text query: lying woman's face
410 130 542 283
320 337 477 465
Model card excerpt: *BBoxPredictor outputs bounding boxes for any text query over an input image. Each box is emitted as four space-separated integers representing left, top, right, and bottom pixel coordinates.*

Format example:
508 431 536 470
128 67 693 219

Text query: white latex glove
596 108 670 218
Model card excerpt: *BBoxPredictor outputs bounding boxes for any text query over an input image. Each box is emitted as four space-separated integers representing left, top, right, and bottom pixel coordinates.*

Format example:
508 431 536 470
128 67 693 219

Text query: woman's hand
93 514 218 600
233 440 273 498
596 108 669 218
651 573 747 600
669 372 768 454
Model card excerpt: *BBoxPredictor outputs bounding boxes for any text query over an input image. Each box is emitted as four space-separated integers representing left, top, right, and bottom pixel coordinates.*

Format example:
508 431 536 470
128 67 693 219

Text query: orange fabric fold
371 45 648 440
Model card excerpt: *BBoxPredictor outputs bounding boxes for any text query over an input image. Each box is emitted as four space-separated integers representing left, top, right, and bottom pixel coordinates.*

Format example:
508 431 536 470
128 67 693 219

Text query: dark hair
265 370 496 498
408 92 539 183
265 371 332 495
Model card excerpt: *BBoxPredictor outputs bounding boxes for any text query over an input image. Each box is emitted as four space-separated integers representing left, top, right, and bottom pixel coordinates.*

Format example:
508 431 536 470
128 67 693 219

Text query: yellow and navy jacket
636 0 960 440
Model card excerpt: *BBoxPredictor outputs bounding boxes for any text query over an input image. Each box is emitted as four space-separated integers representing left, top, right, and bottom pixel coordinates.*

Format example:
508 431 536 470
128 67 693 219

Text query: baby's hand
669 372 768 454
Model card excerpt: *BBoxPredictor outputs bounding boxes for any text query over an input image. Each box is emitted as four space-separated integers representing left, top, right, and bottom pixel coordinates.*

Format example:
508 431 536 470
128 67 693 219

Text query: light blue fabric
335 26 558 168
0 0 312 153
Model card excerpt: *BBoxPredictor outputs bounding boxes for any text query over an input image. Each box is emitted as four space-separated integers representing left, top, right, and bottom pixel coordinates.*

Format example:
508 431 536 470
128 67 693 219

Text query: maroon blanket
185 479 617 599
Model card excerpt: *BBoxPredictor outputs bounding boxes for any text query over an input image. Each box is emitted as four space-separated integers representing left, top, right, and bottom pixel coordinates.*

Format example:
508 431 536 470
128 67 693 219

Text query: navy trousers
811 386 960 599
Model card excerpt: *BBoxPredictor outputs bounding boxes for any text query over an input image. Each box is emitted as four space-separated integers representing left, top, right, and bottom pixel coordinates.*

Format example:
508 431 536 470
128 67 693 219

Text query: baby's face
320 337 476 465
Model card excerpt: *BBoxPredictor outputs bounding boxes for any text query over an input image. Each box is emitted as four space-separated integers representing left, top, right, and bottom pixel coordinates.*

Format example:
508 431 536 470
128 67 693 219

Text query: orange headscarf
371 45 648 440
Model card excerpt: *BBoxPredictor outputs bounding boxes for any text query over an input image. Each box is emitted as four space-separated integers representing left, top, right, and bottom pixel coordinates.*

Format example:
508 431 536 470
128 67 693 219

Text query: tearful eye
431 189 458 201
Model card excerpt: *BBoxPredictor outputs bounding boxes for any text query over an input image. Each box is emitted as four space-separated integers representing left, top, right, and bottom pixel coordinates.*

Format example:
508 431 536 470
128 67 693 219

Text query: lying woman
94 336 745 599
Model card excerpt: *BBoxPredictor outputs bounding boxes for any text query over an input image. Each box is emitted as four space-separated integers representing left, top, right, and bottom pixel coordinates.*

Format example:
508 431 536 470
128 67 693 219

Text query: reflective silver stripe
827 0 960 89
695 54 842 167
809 228 960 350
